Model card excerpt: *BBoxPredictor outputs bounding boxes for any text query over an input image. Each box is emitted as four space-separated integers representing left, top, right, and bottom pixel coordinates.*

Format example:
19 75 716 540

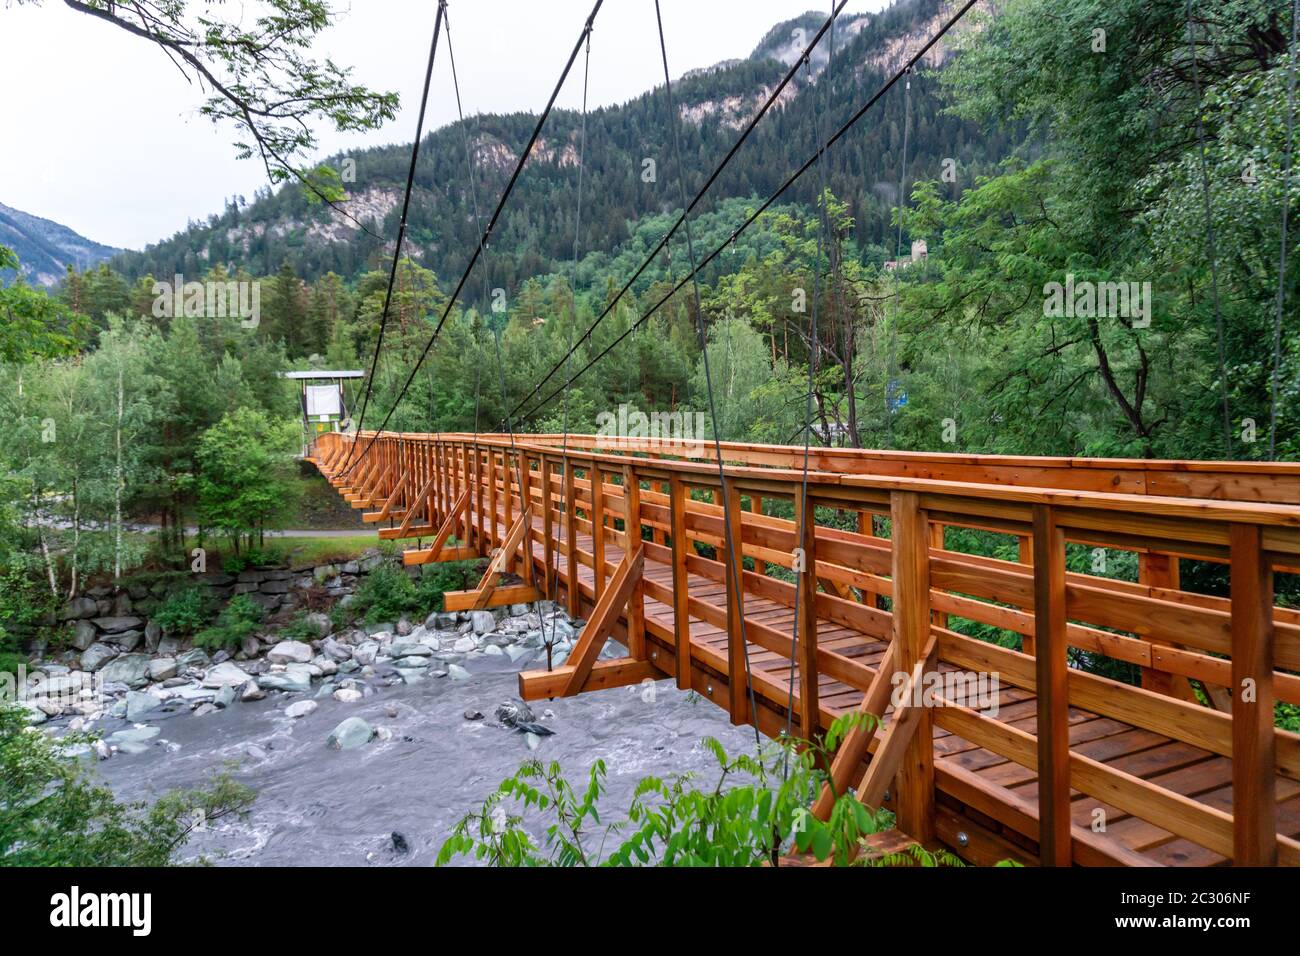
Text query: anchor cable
654 0 760 749
342 0 447 474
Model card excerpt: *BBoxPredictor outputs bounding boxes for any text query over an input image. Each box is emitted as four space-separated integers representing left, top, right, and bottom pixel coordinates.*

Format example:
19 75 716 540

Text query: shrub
152 586 211 635
194 595 265 651
339 559 482 627
0 702 255 865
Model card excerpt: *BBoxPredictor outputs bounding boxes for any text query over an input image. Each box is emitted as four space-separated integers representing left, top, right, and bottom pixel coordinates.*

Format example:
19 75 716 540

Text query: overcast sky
1 1 887 251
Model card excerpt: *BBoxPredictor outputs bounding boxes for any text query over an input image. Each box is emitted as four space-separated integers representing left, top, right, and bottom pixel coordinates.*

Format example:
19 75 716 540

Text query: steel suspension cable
500 0 850 428
342 0 447 474
514 0 979 427
545 32 593 666
885 67 911 451
341 0 605 477
785 3 838 772
654 0 760 749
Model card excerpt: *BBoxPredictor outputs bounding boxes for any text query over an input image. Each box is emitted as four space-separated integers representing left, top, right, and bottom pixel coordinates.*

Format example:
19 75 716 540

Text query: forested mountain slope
111 0 1004 297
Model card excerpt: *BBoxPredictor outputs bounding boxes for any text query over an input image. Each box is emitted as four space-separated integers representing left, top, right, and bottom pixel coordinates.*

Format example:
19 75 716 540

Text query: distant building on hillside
884 239 929 272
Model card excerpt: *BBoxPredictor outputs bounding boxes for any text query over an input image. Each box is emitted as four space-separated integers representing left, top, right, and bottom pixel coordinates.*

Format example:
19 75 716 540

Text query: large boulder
267 641 313 664
99 653 150 689
326 716 374 750
202 661 252 688
61 596 99 621
125 691 161 722
70 620 98 651
285 700 317 719
470 611 495 635
390 642 433 659
320 637 352 661
147 658 178 682
105 629 144 652
79 642 119 673
258 669 312 693
91 615 144 635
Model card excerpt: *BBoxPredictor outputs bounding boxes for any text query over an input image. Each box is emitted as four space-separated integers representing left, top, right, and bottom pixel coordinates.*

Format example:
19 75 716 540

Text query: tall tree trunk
114 366 124 582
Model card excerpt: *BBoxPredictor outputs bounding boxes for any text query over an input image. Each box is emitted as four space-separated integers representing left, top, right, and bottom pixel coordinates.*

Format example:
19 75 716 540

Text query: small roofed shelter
279 370 364 456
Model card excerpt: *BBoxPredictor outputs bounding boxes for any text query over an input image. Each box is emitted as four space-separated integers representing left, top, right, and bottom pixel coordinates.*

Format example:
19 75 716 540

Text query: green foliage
0 566 55 677
196 407 300 553
339 559 480 627
437 713 960 868
0 702 255 865
0 245 88 362
193 594 265 651
151 586 211 636
280 610 320 643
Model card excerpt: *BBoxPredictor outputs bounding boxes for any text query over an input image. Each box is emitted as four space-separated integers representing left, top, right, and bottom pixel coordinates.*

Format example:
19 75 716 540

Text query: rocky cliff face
0 201 121 286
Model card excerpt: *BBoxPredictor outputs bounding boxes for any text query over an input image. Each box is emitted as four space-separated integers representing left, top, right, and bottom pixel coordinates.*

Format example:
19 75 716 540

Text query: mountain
0 202 121 286
110 0 1000 296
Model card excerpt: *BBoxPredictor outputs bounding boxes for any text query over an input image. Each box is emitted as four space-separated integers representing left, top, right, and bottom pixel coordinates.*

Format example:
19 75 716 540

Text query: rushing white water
90 653 755 866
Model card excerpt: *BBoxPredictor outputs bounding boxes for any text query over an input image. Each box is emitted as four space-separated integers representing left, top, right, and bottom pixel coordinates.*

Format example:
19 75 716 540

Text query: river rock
268 640 313 664
326 716 374 750
125 691 161 722
214 684 236 708
447 663 471 681
320 637 352 661
100 653 150 688
332 687 362 703
80 642 118 672
285 700 317 719
470 611 495 635
482 644 504 658
240 679 265 702
202 661 252 688
177 648 210 669
147 658 178 681
453 636 476 653
258 669 312 693
240 635 261 658
144 619 162 652
390 642 433 659
353 641 379 666
108 725 160 755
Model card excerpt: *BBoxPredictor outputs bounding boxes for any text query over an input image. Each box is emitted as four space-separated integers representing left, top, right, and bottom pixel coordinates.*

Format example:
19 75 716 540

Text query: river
90 653 756 866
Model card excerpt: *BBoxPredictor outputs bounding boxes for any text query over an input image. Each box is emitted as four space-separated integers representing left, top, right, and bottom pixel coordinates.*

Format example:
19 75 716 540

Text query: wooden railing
309 430 1300 866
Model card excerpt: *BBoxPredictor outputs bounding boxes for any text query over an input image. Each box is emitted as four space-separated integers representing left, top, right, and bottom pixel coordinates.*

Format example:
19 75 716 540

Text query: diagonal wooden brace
560 546 645 697
442 506 534 611
363 471 409 523
401 489 469 565
853 634 939 813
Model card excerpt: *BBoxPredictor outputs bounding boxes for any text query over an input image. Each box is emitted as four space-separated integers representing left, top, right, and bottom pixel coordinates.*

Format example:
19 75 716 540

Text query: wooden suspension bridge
308 430 1300 866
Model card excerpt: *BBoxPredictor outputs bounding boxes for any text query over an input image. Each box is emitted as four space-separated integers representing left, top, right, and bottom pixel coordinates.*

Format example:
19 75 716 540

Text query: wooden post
1138 552 1196 700
929 522 948 627
750 495 766 576
890 491 935 842
857 510 878 607
670 474 691 690
541 457 555 601
622 465 645 661
1018 534 1035 656
1230 523 1276 865
564 462 580 618
795 488 820 745
488 449 499 552
512 453 529 581
590 465 606 603
1032 504 1071 866
724 480 748 726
